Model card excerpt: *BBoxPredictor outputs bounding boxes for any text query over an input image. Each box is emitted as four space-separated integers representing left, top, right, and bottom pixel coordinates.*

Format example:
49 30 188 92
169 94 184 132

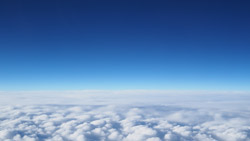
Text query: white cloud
0 90 250 140
1 90 249 106
0 104 250 141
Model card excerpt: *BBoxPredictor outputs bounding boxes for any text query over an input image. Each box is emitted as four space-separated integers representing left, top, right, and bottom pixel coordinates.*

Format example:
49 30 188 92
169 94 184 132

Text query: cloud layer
1 104 250 141
1 90 250 140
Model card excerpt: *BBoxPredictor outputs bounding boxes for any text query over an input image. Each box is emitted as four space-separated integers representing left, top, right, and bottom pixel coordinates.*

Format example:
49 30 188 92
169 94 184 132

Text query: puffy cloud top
0 105 250 141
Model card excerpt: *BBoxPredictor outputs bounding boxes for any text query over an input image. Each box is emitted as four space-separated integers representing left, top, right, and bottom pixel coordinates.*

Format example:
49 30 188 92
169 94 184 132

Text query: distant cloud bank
0 90 250 140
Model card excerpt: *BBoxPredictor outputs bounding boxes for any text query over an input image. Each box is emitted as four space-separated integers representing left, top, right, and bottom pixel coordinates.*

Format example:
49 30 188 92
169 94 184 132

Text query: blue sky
0 0 249 91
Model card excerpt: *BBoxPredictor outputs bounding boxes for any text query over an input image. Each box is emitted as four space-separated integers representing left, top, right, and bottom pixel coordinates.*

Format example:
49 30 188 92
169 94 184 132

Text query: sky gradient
0 0 249 91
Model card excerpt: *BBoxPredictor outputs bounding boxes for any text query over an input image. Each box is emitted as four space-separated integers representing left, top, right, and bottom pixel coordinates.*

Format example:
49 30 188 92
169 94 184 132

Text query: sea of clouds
0 90 250 141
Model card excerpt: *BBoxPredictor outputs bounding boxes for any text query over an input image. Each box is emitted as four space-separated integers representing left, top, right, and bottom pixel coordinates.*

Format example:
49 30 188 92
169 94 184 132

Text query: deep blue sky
0 0 249 91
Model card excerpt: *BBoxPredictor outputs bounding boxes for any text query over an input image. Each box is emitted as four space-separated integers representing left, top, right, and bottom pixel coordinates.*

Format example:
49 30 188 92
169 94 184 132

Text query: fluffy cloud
0 90 250 140
0 104 250 141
